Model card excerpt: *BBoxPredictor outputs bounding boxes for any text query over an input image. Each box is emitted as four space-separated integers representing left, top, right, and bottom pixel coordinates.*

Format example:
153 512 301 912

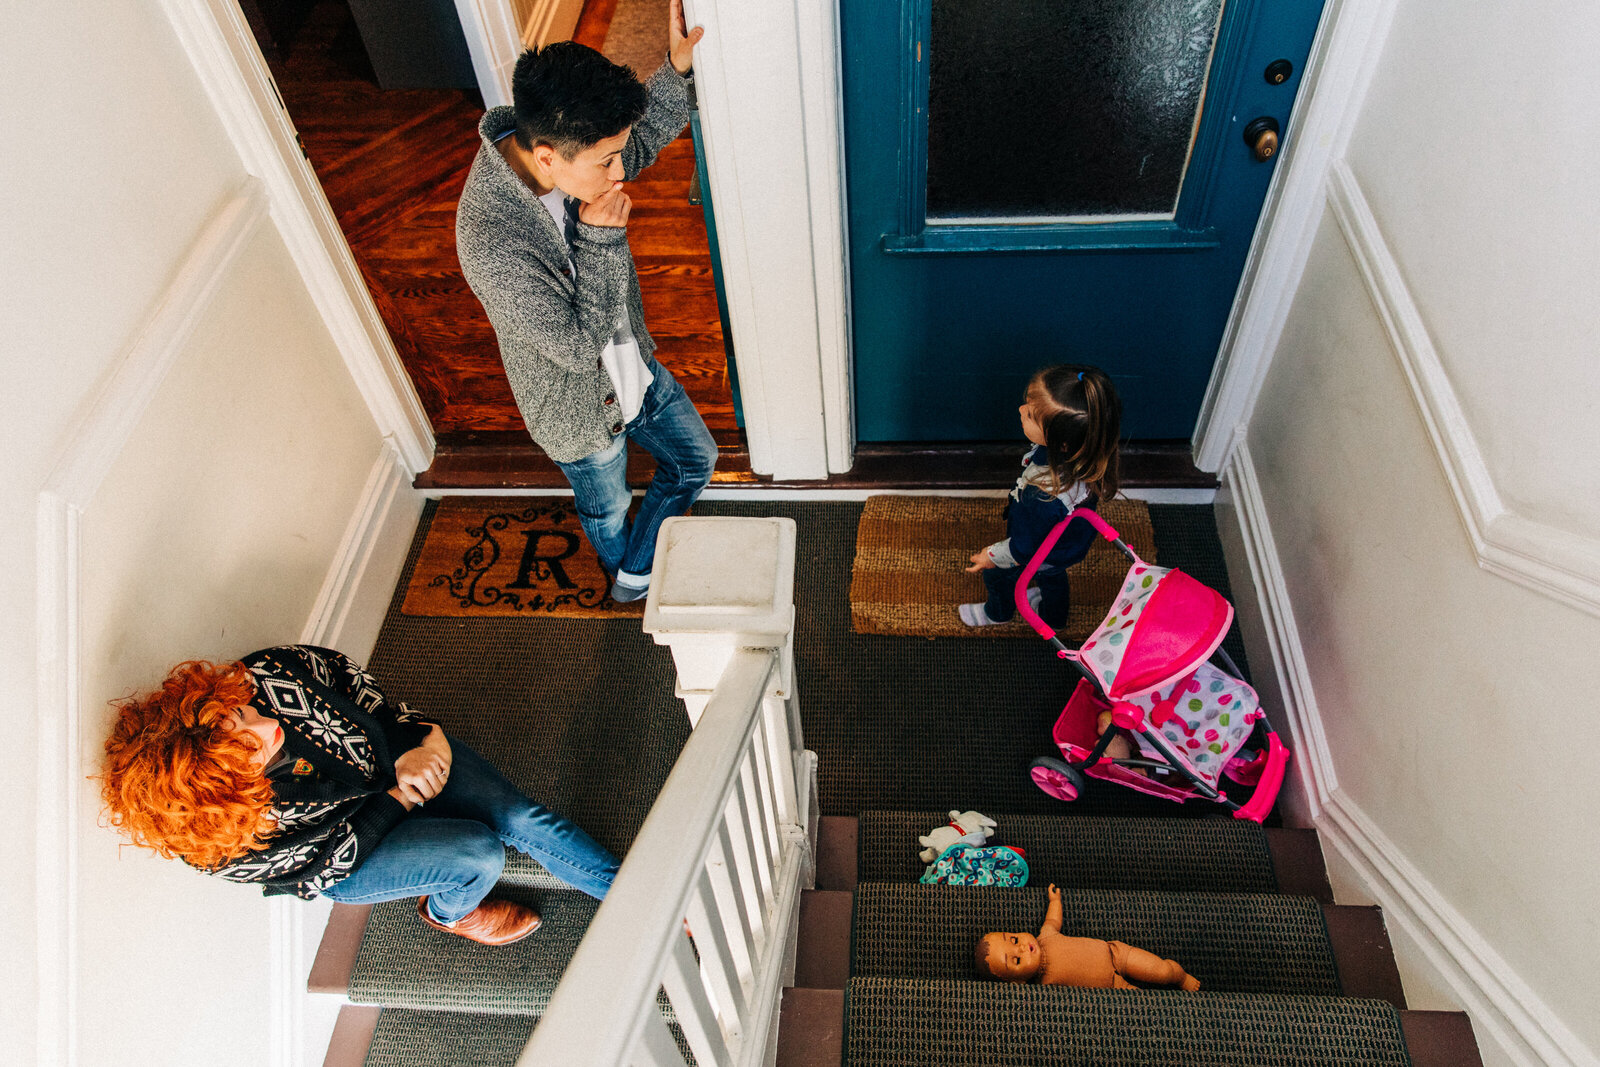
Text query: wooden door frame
155 0 1396 486
453 0 522 108
159 0 435 480
686 0 854 479
1192 0 1402 471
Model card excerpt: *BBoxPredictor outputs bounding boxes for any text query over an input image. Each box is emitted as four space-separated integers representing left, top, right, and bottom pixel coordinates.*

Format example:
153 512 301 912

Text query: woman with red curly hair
101 645 618 945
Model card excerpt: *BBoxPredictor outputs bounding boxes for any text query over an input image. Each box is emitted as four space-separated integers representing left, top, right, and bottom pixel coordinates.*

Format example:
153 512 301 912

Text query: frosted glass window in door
927 0 1227 222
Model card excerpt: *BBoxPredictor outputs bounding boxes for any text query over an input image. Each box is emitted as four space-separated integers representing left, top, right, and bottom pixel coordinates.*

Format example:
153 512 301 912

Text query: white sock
959 602 999 626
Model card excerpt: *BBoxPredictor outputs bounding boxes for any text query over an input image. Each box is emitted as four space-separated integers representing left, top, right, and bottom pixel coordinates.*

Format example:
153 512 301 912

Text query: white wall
4 2 421 1064
1218 1 1600 1064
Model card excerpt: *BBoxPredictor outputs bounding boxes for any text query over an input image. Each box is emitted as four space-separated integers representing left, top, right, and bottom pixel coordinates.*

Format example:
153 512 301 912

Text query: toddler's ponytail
1032 365 1122 501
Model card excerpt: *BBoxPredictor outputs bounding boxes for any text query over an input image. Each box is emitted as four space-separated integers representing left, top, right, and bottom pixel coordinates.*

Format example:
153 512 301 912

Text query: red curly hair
100 660 278 870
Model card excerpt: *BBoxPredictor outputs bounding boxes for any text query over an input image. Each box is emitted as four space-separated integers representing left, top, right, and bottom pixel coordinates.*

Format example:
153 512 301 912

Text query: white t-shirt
537 187 654 424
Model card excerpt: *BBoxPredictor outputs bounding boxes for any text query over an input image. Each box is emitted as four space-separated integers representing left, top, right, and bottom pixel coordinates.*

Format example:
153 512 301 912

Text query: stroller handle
1015 506 1146 640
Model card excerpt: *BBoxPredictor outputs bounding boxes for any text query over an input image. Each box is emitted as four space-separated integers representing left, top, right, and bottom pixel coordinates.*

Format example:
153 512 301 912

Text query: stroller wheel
1030 756 1085 803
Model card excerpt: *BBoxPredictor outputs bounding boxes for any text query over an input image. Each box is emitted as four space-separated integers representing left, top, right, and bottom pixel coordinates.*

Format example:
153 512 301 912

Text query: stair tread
1263 827 1335 903
361 1007 536 1067
309 903 372 995
845 977 1412 1066
852 883 1340 996
359 1004 697 1066
323 1005 380 1067
1321 904 1406 1007
817 816 859 891
859 811 1277 892
309 851 566 999
347 887 608 1015
499 849 567 889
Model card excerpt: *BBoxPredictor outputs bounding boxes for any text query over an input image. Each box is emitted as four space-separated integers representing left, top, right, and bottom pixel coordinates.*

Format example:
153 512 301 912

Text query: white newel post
643 514 815 877
644 517 797 728
523 517 816 1067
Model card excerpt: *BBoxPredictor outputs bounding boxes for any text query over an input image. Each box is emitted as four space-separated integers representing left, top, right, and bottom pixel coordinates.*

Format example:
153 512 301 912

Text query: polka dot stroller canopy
1080 562 1234 704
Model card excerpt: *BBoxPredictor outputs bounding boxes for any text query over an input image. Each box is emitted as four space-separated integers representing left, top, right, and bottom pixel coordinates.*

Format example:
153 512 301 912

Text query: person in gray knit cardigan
456 1 714 603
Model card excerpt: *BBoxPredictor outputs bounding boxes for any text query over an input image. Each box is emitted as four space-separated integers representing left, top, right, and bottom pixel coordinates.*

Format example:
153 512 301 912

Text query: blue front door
843 0 1326 441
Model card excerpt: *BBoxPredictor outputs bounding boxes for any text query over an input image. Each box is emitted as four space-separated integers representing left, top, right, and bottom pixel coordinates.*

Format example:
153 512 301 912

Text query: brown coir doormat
849 496 1156 639
401 497 642 618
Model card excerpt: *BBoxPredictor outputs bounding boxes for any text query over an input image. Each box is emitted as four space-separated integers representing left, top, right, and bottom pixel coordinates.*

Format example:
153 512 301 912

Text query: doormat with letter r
401 497 642 618
849 496 1157 640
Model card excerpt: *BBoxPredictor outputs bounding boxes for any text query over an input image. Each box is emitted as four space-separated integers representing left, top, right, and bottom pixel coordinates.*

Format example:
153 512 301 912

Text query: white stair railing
520 517 815 1067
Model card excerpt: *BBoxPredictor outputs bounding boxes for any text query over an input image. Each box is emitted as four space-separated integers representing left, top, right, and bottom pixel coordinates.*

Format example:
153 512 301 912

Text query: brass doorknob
1243 117 1281 162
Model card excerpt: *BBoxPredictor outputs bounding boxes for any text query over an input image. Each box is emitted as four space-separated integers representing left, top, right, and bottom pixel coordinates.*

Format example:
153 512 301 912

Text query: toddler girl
961 364 1121 629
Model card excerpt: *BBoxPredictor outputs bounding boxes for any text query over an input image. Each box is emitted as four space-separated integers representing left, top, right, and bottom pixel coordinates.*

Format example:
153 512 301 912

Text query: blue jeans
984 512 1099 627
983 562 1071 627
320 738 619 922
553 364 718 581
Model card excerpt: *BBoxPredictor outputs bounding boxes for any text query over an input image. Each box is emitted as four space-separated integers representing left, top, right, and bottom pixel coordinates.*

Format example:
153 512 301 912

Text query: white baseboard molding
278 442 421 1067
1319 797 1597 1067
300 439 424 659
1221 442 1338 814
1221 441 1597 1067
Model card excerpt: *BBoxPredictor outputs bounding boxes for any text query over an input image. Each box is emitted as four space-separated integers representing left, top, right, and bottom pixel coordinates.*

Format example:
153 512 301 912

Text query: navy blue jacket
989 446 1100 571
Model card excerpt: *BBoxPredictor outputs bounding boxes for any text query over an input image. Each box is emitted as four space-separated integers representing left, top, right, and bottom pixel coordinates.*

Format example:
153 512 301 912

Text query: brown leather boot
416 896 542 945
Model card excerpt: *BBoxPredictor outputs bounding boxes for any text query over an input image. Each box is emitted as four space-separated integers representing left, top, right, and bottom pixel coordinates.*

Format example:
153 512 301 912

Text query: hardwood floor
263 0 736 449
260 4 1216 491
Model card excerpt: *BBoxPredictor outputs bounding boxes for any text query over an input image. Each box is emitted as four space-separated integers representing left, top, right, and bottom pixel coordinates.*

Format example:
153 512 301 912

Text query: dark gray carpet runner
846 979 1413 1067
364 1009 535 1067
341 501 1400 1065
852 884 1342 996
364 1007 694 1067
858 811 1278 891
350 888 598 1014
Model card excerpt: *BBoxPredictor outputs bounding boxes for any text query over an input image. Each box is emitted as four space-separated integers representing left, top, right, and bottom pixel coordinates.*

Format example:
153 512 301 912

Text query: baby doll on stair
974 884 1201 991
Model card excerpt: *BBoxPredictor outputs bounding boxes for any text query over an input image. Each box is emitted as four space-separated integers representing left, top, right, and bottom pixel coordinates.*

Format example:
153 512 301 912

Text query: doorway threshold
415 433 1216 492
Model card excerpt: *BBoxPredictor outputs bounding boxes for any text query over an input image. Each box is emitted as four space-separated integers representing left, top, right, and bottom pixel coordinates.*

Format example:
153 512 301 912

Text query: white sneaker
610 579 649 603
959 588 1043 628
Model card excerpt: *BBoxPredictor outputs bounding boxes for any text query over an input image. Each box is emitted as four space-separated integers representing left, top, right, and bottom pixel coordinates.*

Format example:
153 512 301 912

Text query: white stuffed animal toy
917 810 998 863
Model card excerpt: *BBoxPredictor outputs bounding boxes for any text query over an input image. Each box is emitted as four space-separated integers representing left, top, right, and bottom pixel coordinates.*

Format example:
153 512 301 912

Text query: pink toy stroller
1017 508 1290 823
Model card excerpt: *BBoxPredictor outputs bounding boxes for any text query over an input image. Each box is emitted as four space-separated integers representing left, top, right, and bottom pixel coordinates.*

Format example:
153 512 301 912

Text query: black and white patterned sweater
198 645 432 899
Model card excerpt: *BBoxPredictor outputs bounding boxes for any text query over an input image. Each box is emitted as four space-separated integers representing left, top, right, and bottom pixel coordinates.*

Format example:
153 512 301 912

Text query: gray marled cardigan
456 63 691 463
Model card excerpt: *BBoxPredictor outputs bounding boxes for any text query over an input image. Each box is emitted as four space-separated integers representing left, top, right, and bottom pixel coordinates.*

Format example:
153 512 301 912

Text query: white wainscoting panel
1223 441 1598 1067
34 180 269 1067
1326 163 1600 618
34 175 425 1067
